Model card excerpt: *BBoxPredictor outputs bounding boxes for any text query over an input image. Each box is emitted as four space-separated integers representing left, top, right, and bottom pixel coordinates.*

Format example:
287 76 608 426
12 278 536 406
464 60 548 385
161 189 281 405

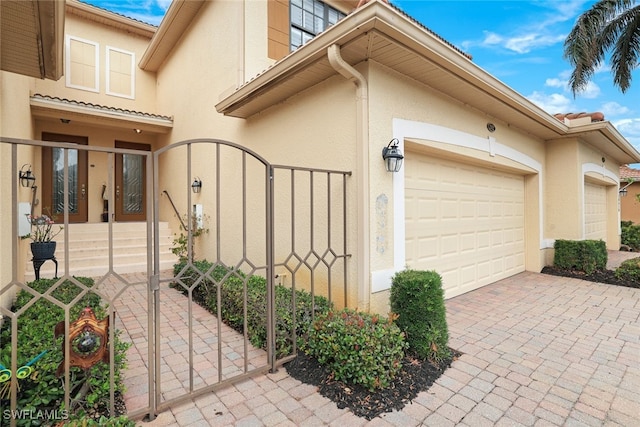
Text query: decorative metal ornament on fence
54 307 110 376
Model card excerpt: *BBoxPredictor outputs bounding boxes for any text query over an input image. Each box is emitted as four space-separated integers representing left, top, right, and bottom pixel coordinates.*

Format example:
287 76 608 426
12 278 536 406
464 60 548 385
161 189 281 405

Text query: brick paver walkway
115 264 639 426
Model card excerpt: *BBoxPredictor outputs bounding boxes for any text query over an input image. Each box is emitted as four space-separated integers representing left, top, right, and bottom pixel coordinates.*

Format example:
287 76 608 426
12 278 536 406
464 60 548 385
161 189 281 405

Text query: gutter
327 44 370 311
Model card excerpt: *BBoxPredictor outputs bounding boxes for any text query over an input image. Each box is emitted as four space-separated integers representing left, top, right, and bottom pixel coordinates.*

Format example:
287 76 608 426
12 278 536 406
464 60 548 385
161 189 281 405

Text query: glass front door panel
52 148 79 214
122 153 144 215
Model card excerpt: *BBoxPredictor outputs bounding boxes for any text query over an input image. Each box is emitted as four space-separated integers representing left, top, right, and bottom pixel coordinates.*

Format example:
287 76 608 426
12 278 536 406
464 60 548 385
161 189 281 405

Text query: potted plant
25 213 63 259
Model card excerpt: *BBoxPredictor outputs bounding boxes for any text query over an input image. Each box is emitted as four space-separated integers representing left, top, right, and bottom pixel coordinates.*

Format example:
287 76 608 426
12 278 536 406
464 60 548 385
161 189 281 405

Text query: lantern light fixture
19 164 36 188
192 177 202 193
382 138 404 172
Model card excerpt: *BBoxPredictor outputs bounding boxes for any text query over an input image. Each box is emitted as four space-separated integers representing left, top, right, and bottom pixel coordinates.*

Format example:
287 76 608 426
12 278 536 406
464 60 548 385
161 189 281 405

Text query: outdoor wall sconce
19 164 36 188
382 138 404 172
620 182 632 196
192 177 202 193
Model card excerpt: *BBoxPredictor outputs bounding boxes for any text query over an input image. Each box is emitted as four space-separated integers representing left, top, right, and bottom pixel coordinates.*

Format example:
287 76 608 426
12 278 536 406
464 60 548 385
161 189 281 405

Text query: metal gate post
266 165 277 372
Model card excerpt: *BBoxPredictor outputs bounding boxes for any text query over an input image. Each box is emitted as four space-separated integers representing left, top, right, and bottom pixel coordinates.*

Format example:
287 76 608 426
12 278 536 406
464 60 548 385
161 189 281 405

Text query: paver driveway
136 271 639 426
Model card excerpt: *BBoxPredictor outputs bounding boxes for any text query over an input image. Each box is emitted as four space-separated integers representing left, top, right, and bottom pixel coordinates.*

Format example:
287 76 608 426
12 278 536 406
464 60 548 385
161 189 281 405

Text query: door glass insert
53 148 79 214
122 153 144 215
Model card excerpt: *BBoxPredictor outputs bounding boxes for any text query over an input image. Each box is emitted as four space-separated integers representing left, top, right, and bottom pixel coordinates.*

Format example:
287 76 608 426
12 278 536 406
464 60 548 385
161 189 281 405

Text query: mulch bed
284 350 461 420
541 265 640 289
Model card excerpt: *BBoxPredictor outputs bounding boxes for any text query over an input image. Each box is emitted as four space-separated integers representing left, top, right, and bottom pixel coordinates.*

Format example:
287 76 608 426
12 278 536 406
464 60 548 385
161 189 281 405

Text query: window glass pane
328 9 339 24
303 0 314 12
291 27 303 49
303 10 314 31
291 5 302 26
292 0 302 6
314 2 323 16
302 32 314 45
315 16 324 33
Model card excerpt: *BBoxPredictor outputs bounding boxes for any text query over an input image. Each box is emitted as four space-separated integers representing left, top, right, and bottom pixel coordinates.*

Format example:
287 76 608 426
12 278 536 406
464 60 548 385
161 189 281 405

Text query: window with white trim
290 0 346 51
106 46 135 99
65 35 99 92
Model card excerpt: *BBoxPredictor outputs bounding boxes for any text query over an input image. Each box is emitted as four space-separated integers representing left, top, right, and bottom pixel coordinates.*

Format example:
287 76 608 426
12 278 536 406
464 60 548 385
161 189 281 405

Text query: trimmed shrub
553 239 607 274
307 309 406 391
172 260 332 358
0 278 130 425
621 221 640 251
615 257 640 282
390 269 450 362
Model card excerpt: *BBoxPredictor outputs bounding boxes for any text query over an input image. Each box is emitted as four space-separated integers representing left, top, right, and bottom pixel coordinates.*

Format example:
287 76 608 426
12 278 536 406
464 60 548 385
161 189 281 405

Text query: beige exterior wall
1 71 38 306
621 182 640 223
33 13 157 113
546 139 581 240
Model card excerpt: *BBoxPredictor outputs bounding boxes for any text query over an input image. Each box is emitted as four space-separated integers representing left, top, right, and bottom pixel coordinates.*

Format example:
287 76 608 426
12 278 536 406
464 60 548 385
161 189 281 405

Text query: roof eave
30 95 173 134
139 0 206 71
67 0 157 38
215 2 566 140
564 121 640 164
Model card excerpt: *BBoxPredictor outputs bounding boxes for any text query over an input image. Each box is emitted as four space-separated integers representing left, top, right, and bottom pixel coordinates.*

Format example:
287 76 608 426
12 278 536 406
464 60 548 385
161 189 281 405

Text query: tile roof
553 112 605 122
31 93 172 122
620 164 640 180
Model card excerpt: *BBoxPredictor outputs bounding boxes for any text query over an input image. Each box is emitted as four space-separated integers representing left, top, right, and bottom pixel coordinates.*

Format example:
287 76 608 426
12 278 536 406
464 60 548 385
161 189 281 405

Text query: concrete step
25 222 179 281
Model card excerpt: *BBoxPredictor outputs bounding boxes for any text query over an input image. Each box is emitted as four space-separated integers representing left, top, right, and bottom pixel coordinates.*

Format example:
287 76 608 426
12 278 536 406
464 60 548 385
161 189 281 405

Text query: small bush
390 269 450 362
172 260 332 358
307 309 406 391
553 239 607 274
615 257 640 282
621 221 640 251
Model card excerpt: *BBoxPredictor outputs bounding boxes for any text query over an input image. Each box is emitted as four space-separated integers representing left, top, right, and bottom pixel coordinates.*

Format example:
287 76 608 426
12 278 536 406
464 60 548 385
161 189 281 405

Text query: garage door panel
405 154 525 298
584 182 606 240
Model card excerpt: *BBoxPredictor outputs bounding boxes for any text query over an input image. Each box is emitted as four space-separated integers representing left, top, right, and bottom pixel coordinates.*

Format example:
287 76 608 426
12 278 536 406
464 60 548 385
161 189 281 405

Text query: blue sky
83 0 640 158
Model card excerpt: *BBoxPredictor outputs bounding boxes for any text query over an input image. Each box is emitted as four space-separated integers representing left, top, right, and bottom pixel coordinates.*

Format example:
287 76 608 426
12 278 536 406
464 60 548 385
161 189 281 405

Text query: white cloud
545 78 565 88
578 81 601 99
504 34 566 54
613 118 640 151
601 102 631 117
526 91 574 114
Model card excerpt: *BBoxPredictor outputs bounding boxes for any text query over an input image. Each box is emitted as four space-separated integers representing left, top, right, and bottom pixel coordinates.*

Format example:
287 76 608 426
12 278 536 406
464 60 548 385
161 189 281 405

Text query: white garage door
584 182 607 240
405 153 525 299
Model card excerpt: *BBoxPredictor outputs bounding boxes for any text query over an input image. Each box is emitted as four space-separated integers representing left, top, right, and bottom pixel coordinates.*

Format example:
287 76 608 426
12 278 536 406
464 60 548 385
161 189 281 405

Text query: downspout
327 44 370 311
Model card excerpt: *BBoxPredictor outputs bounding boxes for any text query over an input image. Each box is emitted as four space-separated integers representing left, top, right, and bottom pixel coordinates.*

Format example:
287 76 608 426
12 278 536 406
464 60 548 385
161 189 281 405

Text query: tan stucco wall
621 182 640 223
32 13 157 113
546 139 581 241
0 71 37 307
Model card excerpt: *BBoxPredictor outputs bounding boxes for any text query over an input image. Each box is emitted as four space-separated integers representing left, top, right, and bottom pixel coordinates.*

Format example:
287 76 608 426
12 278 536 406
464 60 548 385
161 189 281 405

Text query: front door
42 133 89 223
115 141 150 222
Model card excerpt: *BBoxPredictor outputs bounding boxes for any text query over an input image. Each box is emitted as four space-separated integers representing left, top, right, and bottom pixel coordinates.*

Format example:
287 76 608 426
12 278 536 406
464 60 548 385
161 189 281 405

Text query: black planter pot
31 241 57 260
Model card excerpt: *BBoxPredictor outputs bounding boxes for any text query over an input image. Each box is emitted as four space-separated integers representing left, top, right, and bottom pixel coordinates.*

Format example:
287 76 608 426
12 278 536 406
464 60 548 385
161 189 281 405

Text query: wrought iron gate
1 137 351 424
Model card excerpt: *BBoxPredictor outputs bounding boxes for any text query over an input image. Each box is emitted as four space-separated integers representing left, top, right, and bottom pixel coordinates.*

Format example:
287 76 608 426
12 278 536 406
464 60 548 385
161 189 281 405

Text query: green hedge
621 221 640 251
553 239 607 274
615 257 640 282
390 269 450 362
172 260 332 358
308 309 406 391
0 278 130 426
